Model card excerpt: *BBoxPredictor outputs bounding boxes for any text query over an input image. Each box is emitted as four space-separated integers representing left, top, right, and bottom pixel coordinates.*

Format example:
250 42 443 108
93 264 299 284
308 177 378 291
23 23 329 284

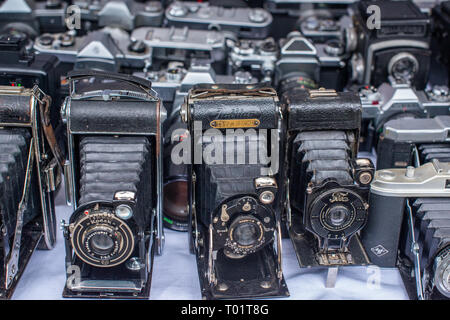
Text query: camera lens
327 205 350 227
233 222 259 247
229 216 264 250
89 232 115 256
434 248 450 298
388 52 419 82
163 180 189 226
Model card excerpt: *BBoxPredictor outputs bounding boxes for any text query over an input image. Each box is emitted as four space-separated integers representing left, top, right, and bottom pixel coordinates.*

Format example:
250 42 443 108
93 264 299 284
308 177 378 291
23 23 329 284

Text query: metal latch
309 88 338 98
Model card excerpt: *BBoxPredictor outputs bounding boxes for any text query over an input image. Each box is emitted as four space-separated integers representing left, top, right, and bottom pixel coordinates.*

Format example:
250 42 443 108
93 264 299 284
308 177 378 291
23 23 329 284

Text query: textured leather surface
191 98 278 130
285 90 361 132
189 83 279 130
0 94 31 125
69 100 158 134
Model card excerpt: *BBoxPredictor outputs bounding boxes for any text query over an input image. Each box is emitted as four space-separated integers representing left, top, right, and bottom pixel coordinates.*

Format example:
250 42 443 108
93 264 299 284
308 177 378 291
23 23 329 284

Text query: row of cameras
0 0 449 300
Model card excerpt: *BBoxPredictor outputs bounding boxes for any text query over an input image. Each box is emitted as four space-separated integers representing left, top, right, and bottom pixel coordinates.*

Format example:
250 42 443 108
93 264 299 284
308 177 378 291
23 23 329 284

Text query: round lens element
327 205 350 227
434 248 450 298
89 232 115 256
388 52 419 82
115 204 133 220
233 222 259 247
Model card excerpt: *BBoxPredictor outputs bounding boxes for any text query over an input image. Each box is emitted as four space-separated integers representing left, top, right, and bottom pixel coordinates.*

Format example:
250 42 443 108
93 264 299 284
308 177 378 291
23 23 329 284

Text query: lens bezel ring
308 188 368 239
214 196 275 257
71 211 134 268
387 52 419 82
434 247 450 298
229 216 265 250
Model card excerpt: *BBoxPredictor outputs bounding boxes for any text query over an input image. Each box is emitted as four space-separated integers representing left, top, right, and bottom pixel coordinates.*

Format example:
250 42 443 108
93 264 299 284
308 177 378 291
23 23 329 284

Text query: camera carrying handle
66 70 154 96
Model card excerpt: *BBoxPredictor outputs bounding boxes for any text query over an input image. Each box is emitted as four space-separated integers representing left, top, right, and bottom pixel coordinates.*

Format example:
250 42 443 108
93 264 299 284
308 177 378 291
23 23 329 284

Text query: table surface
11 187 409 300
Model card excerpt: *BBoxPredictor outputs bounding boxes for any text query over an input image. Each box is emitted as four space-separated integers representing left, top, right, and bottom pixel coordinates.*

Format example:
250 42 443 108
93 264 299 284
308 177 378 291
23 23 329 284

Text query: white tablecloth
12 187 409 300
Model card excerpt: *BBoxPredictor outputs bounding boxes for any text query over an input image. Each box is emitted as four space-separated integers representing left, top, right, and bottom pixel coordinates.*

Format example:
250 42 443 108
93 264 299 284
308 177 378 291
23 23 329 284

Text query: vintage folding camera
227 37 278 83
351 0 431 89
433 1 450 85
0 85 61 299
376 115 450 169
182 83 289 299
165 1 272 39
34 28 151 74
131 26 227 72
359 79 450 152
276 31 351 92
362 160 450 299
73 0 164 32
283 88 374 287
0 0 67 38
60 71 165 299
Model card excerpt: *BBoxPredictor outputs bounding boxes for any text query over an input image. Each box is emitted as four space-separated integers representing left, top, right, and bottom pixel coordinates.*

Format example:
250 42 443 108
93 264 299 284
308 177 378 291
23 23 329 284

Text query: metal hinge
44 158 61 192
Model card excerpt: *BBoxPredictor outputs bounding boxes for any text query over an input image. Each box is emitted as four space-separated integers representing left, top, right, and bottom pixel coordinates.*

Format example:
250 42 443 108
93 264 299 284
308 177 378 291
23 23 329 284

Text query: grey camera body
0 0 67 37
34 28 152 72
73 0 164 31
165 2 272 39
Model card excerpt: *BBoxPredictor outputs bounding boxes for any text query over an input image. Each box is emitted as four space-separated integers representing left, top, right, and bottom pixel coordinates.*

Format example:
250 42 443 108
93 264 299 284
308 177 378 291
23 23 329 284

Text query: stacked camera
0 0 449 300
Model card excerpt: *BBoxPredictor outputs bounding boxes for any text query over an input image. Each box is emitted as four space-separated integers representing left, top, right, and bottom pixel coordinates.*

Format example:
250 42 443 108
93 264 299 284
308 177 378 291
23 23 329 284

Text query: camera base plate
194 236 289 300
288 215 371 268
0 227 42 300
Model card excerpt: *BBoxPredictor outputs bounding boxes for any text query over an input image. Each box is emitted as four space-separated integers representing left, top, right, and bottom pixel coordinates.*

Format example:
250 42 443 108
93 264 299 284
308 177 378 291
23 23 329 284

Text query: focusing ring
71 211 134 268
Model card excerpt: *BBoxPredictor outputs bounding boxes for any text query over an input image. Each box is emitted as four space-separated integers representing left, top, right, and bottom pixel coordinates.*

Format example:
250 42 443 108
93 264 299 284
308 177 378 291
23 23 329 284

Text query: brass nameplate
210 119 260 129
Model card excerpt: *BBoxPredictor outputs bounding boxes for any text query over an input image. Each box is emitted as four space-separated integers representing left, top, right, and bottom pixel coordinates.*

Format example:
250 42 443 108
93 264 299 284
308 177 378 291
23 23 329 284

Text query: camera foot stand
325 267 339 288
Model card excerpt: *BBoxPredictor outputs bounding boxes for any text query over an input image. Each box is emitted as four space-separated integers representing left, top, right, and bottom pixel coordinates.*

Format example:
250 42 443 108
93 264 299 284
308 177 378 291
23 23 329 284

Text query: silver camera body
131 26 227 65
134 60 255 116
0 0 67 37
73 0 164 31
360 79 450 126
34 28 152 72
227 37 278 83
165 1 272 39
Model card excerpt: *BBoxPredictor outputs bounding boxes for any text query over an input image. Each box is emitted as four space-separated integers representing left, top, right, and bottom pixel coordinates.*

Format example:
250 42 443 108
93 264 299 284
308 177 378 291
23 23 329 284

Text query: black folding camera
60 71 165 299
0 85 61 299
377 115 450 169
183 83 289 299
351 0 431 89
283 87 374 286
362 160 450 300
